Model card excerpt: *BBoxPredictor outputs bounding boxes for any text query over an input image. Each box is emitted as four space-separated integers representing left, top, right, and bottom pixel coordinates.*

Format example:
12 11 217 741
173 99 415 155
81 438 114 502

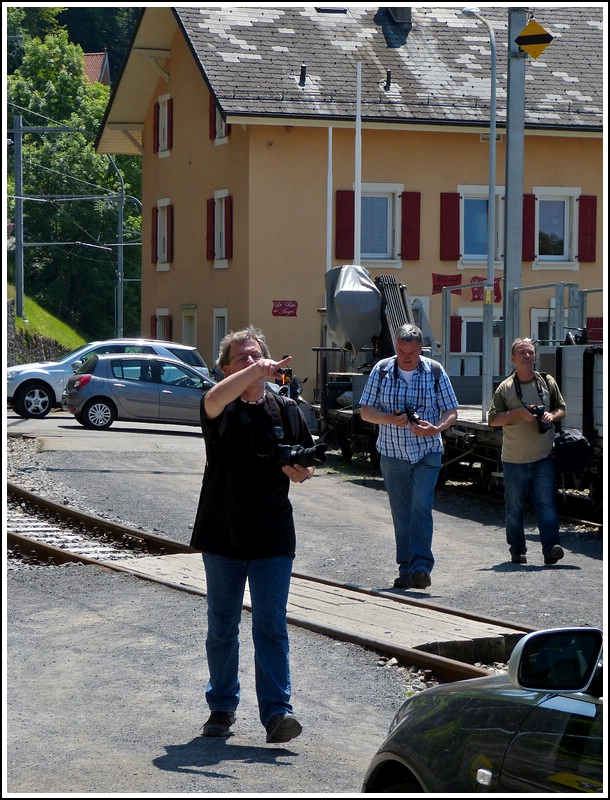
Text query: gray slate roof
175 6 603 131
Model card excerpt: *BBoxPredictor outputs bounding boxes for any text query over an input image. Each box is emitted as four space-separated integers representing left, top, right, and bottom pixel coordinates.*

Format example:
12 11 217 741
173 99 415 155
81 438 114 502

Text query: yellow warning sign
515 18 554 60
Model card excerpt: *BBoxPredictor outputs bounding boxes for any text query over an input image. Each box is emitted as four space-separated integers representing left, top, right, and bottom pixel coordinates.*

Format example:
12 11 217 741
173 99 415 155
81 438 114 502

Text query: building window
212 309 228 378
182 305 197 346
152 198 173 269
335 185 420 264
209 97 231 144
206 191 233 267
152 308 172 340
458 185 503 266
533 187 579 268
154 94 173 156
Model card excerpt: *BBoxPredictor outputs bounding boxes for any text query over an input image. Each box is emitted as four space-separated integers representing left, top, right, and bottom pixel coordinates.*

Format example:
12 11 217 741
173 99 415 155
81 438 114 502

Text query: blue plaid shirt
359 356 458 462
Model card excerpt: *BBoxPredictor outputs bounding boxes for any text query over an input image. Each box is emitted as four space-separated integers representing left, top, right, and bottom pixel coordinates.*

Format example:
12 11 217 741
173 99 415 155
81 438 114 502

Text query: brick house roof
83 50 110 86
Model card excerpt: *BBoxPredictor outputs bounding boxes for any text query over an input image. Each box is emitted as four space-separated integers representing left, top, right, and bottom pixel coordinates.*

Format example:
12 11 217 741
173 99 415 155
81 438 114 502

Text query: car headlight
7 370 18 380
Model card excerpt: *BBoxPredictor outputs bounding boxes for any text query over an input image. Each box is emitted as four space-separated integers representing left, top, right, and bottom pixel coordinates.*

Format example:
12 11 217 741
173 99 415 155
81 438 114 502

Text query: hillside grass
6 285 87 351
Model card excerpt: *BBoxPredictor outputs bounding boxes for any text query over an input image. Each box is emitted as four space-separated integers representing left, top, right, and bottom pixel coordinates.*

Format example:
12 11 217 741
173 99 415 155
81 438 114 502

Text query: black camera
276 443 328 467
395 406 421 424
528 404 553 434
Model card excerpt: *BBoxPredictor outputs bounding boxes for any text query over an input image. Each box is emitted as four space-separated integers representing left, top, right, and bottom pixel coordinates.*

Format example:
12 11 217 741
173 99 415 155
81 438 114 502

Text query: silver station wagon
62 352 215 430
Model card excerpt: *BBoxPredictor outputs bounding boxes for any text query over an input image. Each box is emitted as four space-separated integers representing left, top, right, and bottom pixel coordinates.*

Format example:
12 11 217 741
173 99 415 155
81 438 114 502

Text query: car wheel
82 399 116 430
74 412 87 427
13 382 54 418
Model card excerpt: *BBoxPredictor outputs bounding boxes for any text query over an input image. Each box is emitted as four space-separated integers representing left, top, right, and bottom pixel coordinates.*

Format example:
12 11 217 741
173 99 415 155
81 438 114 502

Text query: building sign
432 273 462 295
471 276 502 303
272 300 298 317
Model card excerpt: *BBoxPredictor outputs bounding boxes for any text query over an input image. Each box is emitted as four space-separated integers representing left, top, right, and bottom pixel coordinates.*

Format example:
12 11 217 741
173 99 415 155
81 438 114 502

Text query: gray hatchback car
62 353 215 429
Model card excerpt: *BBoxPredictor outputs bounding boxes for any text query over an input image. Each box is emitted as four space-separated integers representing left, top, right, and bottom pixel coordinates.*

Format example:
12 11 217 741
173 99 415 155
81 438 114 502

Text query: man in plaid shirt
360 324 458 590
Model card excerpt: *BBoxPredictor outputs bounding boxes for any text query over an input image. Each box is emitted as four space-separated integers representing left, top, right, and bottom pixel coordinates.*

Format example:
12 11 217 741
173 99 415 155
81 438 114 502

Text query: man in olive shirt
487 338 566 565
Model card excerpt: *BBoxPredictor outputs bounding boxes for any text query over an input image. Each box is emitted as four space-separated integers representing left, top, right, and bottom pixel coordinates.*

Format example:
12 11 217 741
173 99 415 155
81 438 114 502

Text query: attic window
315 7 348 13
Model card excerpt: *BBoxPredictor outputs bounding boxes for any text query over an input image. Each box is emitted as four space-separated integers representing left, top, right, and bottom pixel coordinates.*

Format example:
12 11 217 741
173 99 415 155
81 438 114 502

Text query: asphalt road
5 409 605 795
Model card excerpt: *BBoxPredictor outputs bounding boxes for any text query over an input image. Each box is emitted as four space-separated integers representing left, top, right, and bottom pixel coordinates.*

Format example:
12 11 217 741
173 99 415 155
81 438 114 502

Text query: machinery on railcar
312 265 603 521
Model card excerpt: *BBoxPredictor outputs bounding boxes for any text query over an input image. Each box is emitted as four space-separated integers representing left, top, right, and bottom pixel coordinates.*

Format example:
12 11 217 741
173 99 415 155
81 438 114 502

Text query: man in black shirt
191 326 315 744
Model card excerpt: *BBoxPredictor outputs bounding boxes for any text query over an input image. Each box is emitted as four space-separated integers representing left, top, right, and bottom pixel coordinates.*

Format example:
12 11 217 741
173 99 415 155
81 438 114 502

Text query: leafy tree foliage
7 27 142 339
58 7 141 83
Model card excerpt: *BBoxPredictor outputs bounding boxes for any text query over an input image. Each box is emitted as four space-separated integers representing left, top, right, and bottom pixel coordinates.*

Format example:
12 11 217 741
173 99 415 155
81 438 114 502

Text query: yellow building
96 6 603 399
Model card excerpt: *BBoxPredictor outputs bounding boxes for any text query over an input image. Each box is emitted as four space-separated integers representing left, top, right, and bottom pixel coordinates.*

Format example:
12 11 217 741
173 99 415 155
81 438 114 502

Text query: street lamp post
462 7 497 420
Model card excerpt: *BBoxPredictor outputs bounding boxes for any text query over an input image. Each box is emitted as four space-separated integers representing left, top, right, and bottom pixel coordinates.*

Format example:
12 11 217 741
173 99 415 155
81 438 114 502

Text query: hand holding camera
527 404 553 434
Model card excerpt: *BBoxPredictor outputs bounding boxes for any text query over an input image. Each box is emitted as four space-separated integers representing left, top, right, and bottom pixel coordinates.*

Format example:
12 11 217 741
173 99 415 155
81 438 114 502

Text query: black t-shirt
190 392 314 559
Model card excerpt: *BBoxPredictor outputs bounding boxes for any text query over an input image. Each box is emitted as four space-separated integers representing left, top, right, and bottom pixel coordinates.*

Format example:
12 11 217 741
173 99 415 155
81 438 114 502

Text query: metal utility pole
13 116 24 319
10 118 128 335
462 7 497 420
503 8 528 371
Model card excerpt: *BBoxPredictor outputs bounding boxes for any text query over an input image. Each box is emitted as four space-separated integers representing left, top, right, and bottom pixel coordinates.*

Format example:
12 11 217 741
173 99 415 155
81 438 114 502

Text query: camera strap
513 372 546 410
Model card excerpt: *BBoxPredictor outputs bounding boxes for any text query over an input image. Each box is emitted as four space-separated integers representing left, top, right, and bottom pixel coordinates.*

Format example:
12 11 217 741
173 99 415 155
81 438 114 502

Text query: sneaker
265 713 303 744
544 545 564 565
411 571 432 589
511 554 527 564
201 711 236 737
393 576 411 589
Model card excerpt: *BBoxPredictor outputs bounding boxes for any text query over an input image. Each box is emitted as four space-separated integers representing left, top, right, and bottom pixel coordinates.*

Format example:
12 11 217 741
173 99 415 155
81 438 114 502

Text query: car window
158 362 205 388
111 359 154 383
166 347 207 369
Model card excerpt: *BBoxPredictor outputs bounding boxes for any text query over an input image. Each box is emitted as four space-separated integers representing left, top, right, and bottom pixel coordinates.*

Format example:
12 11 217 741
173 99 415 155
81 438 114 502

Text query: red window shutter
209 98 216 140
153 102 159 153
224 195 233 259
440 193 460 260
150 315 157 338
450 316 462 352
400 191 420 260
335 190 355 260
166 205 174 263
206 198 215 260
578 195 596 262
522 194 536 261
151 207 158 263
586 317 603 343
166 98 173 151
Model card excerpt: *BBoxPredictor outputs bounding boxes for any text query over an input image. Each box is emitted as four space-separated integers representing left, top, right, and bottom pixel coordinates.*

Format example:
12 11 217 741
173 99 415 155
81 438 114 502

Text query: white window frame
156 197 171 271
181 305 197 346
532 186 579 271
214 106 228 146
155 308 171 340
213 308 228 371
360 182 403 268
213 189 229 269
458 184 504 270
157 94 171 158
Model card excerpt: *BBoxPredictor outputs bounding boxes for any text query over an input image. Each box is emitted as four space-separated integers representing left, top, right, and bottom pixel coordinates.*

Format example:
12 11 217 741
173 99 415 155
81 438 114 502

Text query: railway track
7 480 533 684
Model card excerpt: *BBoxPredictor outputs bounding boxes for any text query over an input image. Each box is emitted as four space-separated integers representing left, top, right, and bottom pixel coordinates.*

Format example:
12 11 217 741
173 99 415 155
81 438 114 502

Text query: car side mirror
508 627 602 693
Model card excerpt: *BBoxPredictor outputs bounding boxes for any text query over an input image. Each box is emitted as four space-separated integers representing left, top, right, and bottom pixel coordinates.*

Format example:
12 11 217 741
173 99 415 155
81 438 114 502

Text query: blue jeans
380 451 442 579
202 552 294 727
502 455 560 556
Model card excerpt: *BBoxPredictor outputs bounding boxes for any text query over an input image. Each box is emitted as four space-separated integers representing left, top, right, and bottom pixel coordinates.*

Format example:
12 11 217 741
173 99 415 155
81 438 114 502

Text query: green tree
7 28 141 339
